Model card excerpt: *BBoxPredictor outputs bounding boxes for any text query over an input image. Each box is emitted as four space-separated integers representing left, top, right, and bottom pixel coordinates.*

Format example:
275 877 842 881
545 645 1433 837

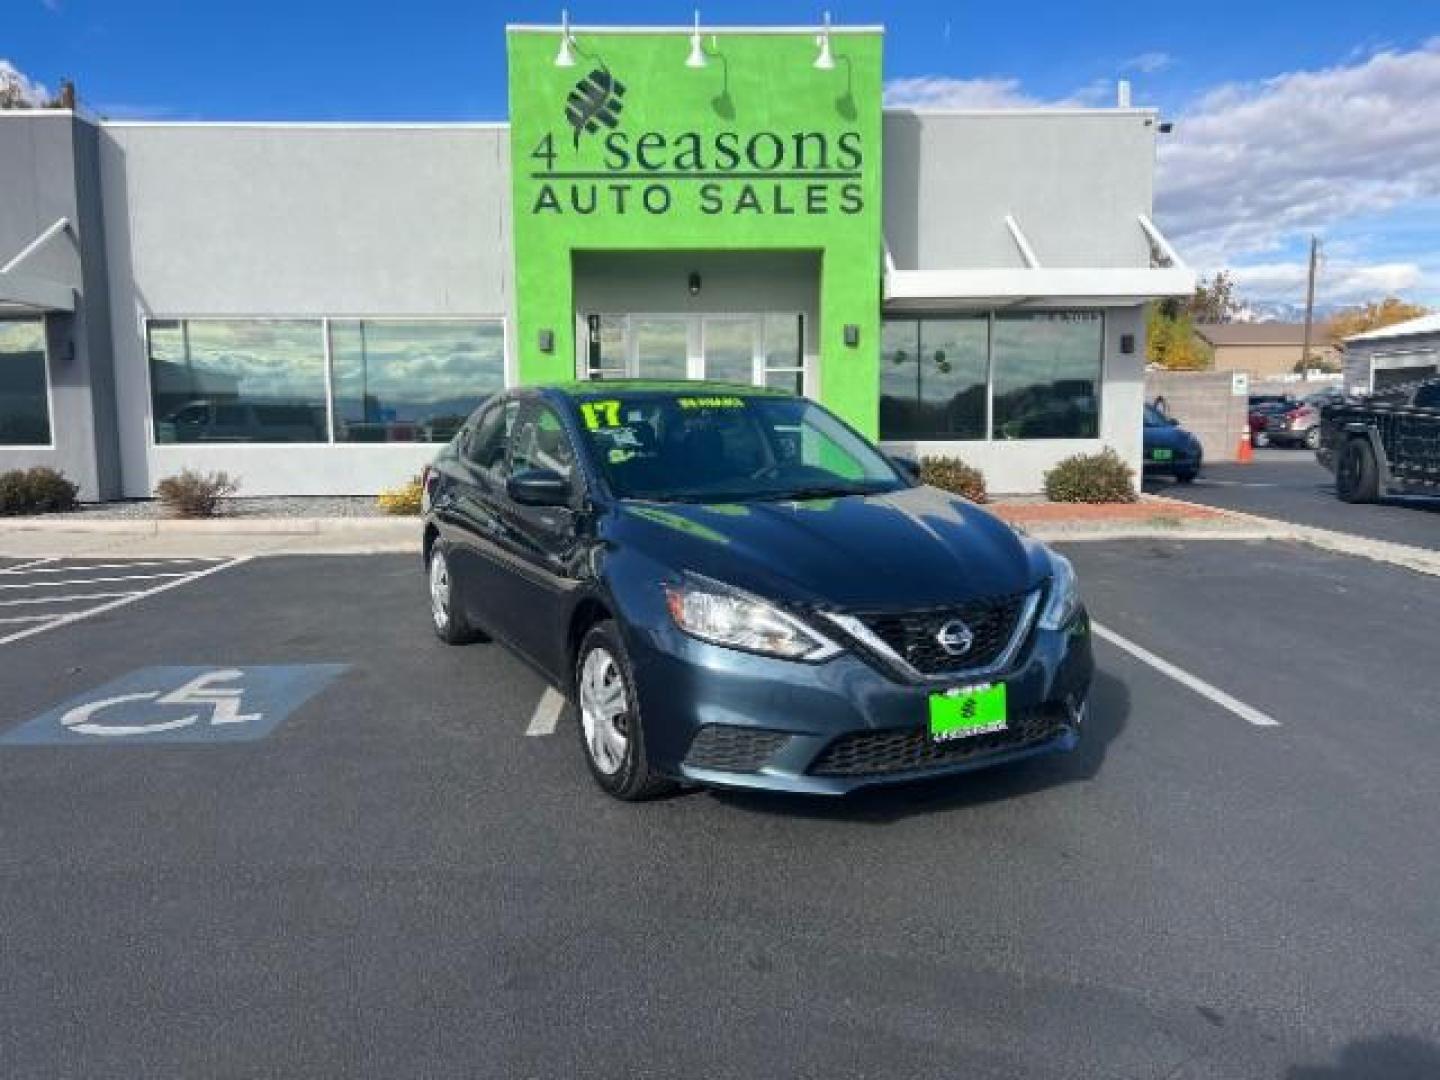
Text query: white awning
884 213 1195 310
0 271 74 313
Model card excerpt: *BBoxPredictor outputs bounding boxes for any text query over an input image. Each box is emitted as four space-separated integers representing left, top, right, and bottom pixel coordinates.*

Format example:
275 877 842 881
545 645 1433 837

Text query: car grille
808 706 1067 778
854 593 1031 676
683 725 790 773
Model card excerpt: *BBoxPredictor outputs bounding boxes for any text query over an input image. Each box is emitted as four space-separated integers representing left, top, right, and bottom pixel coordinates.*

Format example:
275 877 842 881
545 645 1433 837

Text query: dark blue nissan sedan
421 382 1093 800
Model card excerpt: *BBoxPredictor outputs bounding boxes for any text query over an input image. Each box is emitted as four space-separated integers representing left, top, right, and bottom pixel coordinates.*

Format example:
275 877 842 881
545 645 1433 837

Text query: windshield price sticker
580 400 623 430
677 396 744 410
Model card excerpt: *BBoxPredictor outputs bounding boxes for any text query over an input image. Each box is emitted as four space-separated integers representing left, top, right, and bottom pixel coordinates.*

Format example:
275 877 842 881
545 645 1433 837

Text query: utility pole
1300 235 1320 378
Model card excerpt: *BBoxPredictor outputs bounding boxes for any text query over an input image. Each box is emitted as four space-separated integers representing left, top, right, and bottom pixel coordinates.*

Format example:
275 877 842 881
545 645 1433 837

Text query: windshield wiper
754 485 878 502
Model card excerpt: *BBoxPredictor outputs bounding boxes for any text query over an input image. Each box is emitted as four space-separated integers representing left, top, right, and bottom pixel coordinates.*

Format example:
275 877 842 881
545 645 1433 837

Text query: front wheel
1336 438 1379 503
428 542 484 644
575 621 674 801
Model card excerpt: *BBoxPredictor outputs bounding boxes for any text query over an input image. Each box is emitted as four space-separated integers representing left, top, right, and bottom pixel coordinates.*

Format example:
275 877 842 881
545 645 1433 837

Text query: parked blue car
1143 403 1203 483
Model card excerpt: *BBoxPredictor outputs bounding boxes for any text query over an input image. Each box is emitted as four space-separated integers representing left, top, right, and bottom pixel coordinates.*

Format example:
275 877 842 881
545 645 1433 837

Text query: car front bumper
625 609 1094 795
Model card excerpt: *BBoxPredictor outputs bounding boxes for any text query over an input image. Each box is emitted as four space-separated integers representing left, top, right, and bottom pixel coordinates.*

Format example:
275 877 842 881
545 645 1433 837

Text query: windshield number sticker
581 400 623 430
677 396 744 410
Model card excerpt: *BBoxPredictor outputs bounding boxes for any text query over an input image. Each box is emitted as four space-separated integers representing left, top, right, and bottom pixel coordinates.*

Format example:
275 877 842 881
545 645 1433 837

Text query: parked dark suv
420 382 1093 800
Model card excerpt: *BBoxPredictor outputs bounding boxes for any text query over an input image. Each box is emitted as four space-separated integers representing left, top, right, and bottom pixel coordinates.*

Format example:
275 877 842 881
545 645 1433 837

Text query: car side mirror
506 468 572 507
1166 416 1181 426
888 454 922 482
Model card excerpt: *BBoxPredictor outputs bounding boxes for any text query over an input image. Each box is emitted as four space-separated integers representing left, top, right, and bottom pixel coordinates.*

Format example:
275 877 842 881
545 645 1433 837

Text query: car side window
510 403 577 483
1413 382 1440 410
466 399 519 480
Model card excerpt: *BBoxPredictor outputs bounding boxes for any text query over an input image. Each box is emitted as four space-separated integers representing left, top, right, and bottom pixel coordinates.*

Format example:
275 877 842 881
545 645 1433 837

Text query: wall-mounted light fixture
1120 333 1135 355
688 271 702 296
685 11 708 69
554 9 577 68
843 323 859 347
813 12 835 70
538 328 555 353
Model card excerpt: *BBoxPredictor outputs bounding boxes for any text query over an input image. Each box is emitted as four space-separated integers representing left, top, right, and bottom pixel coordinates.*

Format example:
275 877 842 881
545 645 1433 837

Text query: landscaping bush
0 467 80 515
919 456 988 503
377 476 423 516
154 469 239 517
1042 449 1138 503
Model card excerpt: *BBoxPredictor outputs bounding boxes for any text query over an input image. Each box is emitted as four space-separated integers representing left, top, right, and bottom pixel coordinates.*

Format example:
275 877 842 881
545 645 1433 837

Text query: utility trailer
1316 377 1440 502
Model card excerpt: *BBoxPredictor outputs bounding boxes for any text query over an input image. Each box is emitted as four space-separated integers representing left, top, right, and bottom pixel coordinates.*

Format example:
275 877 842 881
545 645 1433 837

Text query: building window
880 311 1103 441
0 318 51 446
992 312 1102 440
880 316 988 439
328 319 504 443
148 319 328 444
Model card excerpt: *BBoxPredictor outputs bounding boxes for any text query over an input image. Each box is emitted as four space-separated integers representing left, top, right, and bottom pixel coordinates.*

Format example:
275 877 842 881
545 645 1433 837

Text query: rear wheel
575 621 674 801
1174 468 1198 484
428 542 483 644
1336 438 1379 503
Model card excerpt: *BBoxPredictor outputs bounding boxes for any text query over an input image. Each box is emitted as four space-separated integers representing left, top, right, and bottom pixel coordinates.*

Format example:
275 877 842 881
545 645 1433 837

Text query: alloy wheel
579 646 629 776
429 550 451 632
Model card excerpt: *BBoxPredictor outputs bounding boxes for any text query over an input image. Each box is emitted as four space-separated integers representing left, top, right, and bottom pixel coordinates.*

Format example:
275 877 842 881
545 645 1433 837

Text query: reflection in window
0 318 51 446
149 319 328 443
879 317 987 439
329 320 504 443
992 313 1102 440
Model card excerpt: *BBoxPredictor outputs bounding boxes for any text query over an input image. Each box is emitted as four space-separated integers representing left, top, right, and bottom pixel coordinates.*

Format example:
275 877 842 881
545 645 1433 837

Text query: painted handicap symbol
60 669 261 737
1 665 348 746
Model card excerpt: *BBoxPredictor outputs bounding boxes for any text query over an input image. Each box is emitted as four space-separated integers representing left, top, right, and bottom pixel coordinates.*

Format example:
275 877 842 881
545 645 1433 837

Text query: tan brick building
1195 323 1341 378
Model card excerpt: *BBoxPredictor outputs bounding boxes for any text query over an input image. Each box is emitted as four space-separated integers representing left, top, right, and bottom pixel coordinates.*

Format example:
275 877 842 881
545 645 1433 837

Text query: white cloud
0 59 51 107
1123 51 1174 75
884 76 1048 110
884 75 1120 110
1156 38 1440 272
1228 260 1423 305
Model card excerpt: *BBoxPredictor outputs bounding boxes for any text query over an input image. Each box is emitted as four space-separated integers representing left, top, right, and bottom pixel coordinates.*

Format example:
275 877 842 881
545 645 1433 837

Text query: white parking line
0 571 194 591
0 558 252 647
1091 621 1280 728
526 688 567 736
1 557 57 575
0 613 61 624
5 559 220 575
0 592 138 608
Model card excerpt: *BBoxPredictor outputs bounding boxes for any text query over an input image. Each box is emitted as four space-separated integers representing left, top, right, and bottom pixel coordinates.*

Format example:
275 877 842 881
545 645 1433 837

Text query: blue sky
6 0 1439 311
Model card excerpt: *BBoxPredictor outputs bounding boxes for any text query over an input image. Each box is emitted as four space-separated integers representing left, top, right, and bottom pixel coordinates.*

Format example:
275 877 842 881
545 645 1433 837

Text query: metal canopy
883 213 1195 310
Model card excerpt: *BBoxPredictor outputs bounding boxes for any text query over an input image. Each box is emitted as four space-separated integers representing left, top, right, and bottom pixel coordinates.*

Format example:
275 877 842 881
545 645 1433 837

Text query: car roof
532 380 794 402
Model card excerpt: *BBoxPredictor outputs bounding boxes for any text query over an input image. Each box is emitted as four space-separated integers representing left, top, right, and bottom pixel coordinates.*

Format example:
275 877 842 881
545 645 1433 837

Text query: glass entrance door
581 312 805 392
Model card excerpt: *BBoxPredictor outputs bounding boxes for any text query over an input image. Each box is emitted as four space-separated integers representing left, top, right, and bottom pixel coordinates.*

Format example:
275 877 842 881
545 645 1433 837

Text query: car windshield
574 391 906 503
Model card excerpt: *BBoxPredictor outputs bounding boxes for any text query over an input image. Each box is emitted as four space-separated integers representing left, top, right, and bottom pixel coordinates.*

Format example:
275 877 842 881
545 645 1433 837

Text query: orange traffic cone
1236 423 1254 463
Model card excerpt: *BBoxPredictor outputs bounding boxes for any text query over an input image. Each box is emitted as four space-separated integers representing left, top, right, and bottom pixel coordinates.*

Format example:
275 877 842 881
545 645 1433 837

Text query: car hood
608 485 1044 610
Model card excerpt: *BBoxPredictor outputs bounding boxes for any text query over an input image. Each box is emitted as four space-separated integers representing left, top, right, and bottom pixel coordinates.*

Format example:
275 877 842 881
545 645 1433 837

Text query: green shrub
0 467 80 515
154 469 239 517
919 456 988 503
1042 449 1137 503
377 477 423 516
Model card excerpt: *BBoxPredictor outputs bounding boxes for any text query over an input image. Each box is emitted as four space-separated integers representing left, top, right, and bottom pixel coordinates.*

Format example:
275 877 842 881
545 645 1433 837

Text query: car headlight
1038 549 1081 630
663 575 841 661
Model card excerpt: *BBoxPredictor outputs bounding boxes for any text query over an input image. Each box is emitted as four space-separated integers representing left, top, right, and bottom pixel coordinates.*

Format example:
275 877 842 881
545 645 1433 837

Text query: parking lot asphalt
1 546 1437 1079
1146 448 1440 550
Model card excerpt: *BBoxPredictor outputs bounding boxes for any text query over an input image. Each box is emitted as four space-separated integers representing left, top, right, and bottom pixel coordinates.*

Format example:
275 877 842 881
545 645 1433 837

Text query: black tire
574 620 674 801
1336 438 1379 504
1304 426 1321 451
1173 468 1198 484
427 540 484 645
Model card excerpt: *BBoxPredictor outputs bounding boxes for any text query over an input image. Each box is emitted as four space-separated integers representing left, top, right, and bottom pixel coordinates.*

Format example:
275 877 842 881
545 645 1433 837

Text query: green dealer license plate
928 683 1008 741
1150 447 1174 462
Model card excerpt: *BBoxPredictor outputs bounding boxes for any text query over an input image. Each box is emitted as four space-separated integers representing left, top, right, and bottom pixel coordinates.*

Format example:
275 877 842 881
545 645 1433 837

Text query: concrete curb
0 515 418 536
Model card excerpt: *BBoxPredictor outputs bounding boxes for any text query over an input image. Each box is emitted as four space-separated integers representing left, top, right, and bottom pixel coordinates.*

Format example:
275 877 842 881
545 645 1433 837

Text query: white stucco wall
99 123 513 497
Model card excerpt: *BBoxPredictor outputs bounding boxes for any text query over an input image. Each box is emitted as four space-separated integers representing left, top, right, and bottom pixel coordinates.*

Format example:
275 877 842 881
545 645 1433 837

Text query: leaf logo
565 68 626 148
